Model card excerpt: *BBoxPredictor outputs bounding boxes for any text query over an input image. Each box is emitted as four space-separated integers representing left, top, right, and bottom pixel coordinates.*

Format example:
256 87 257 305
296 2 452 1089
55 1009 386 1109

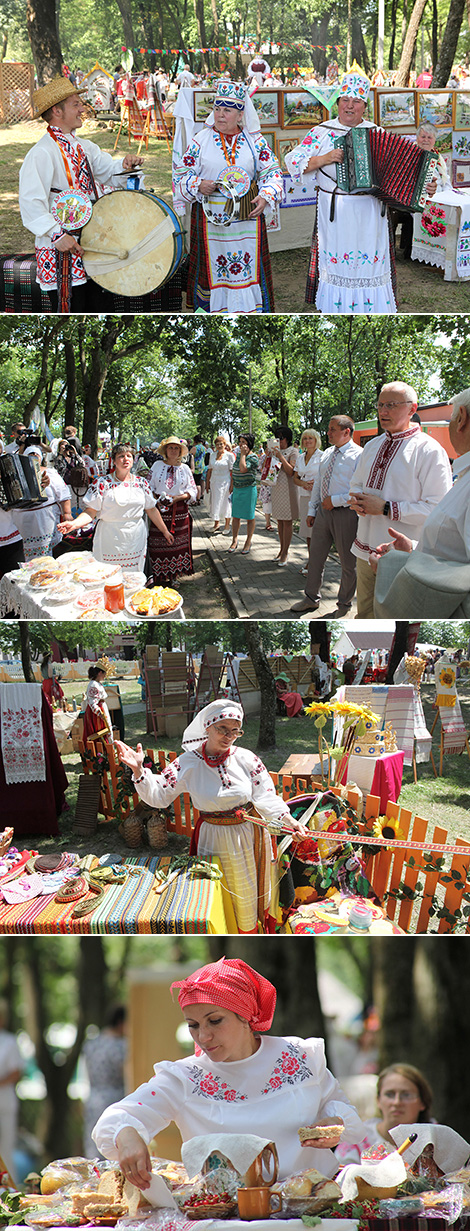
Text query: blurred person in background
0 997 24 1185
82 1005 127 1158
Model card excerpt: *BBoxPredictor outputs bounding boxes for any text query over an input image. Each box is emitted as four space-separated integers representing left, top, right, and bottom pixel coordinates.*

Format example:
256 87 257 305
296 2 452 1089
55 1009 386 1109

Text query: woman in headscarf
92 955 365 1183
172 80 282 313
148 437 197 583
115 700 308 933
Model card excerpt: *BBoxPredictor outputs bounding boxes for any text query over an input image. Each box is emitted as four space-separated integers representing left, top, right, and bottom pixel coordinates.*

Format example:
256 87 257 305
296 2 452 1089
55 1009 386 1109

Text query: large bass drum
80 189 185 296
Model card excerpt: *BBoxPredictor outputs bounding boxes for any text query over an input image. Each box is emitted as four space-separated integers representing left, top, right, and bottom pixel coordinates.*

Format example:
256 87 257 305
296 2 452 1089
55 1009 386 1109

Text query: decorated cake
352 720 386 757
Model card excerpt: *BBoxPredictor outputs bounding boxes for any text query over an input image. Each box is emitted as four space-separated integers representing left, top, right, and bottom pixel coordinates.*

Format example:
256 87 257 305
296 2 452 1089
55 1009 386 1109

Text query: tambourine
51 189 93 231
202 168 251 226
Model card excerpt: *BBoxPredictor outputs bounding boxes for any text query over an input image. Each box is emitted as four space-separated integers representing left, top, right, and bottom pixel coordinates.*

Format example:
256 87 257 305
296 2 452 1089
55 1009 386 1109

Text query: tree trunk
26 0 63 83
193 0 209 71
19 622 35 683
394 0 429 84
385 621 409 682
431 0 438 67
23 321 62 425
389 0 399 67
244 623 277 750
114 0 135 52
63 336 77 429
373 938 417 1066
431 0 465 84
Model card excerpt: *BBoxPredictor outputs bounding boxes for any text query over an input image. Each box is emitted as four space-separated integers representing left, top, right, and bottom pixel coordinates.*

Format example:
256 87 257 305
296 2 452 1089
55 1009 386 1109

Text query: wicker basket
119 814 144 848
181 1202 237 1220
147 811 168 849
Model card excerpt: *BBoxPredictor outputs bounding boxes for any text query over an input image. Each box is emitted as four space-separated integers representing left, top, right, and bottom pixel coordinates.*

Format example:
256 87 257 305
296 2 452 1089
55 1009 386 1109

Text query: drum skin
81 190 185 296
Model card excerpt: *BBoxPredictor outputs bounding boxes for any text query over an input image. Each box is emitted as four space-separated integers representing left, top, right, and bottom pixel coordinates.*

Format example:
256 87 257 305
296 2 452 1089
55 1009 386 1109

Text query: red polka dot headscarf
170 957 276 1032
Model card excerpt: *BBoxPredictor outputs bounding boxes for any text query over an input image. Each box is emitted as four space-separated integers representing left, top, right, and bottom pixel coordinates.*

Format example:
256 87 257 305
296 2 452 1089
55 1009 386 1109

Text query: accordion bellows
334 126 437 211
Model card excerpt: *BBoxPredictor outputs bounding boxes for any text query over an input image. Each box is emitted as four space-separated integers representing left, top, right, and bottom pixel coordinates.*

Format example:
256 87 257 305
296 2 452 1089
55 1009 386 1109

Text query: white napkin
336 1152 407 1201
389 1124 470 1173
142 1174 178 1209
181 1135 274 1181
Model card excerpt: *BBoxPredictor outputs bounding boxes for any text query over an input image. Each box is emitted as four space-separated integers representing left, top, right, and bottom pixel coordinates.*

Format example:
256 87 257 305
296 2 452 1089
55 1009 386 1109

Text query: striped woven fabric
0 855 227 934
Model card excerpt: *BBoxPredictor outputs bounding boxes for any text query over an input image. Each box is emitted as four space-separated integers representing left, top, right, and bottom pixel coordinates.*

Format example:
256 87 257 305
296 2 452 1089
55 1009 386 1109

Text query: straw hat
33 75 87 117
159 436 187 461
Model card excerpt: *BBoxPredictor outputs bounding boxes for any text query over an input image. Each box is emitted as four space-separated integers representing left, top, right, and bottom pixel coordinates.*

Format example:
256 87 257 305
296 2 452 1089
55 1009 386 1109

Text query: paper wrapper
181 1135 273 1182
336 1151 407 1201
389 1124 470 1174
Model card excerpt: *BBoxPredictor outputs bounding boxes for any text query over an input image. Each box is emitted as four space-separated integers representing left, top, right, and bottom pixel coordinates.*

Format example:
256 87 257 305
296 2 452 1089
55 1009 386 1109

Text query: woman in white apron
57 443 173 570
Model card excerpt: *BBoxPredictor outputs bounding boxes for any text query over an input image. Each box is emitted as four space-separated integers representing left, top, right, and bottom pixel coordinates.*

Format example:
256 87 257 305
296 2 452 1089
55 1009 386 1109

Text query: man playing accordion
285 67 436 315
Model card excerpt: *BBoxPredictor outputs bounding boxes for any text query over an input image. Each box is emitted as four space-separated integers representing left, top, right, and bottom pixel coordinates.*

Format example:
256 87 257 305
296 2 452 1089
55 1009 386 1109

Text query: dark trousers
48 281 117 314
0 538 24 580
305 505 358 609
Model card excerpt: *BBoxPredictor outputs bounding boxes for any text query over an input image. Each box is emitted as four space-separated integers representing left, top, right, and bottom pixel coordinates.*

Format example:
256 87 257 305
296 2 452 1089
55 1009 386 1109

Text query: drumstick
82 243 129 260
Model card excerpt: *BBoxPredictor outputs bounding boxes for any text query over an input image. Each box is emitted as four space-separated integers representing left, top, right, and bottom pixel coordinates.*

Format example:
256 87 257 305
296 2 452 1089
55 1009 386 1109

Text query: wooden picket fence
78 741 470 934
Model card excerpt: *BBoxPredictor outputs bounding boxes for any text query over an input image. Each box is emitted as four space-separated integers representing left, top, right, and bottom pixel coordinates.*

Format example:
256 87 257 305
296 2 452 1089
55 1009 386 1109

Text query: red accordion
334 125 437 211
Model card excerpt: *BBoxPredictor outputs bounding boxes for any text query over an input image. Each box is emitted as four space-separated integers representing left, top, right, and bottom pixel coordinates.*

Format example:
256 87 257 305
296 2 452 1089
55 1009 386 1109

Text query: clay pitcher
243 1143 279 1188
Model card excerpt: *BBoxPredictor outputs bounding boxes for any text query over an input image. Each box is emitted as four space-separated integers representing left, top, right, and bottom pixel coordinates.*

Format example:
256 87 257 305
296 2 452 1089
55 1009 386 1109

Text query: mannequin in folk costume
115 700 309 933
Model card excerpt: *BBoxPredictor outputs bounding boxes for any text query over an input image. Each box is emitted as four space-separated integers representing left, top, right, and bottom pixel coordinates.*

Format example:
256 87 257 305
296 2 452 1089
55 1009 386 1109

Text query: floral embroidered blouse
172 126 282 211
130 747 291 830
92 1034 365 1179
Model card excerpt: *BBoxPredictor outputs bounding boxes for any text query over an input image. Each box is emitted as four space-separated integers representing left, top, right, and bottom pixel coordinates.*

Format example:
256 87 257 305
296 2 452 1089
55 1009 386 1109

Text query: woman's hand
54 233 83 255
164 529 175 544
116 1127 152 1190
115 740 145 778
300 1118 345 1150
320 149 343 166
248 195 267 218
57 519 77 535
199 179 217 195
288 818 311 838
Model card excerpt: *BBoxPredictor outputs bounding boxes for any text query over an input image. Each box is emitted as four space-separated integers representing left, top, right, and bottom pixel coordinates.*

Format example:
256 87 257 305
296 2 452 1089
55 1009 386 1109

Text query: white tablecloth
411 186 470 280
0 571 185 621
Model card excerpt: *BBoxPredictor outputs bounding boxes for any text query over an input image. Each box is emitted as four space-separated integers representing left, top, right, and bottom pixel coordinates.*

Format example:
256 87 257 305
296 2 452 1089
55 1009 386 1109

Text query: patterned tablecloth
0 854 237 935
411 186 470 279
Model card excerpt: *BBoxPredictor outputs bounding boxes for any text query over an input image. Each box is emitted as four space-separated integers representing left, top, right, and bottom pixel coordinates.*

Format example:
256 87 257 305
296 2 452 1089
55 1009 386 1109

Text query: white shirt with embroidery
350 426 453 559
92 1033 365 1179
132 747 291 932
416 452 470 563
149 461 197 502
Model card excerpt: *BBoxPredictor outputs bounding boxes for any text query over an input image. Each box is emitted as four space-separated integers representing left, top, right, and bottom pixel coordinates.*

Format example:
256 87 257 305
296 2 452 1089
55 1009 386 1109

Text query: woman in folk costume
58 443 173 571
92 956 365 1181
148 437 197 582
82 662 114 743
115 700 309 933
285 67 398 314
172 80 282 313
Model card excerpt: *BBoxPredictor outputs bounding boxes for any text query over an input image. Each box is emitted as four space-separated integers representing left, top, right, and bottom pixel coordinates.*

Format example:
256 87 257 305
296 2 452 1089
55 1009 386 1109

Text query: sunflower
305 701 332 716
439 668 455 688
372 815 404 841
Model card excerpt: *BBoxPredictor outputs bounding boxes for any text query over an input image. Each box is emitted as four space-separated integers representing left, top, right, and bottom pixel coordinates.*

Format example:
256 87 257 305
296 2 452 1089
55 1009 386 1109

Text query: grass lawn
3 118 470 312
30 676 470 865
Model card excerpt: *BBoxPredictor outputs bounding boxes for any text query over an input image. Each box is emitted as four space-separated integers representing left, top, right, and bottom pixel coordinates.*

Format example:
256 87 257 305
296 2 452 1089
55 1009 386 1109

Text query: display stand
113 96 148 151
430 709 470 776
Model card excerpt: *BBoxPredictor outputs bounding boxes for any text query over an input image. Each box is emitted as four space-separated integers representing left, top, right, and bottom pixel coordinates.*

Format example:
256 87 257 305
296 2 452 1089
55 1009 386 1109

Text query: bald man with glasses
349 381 452 617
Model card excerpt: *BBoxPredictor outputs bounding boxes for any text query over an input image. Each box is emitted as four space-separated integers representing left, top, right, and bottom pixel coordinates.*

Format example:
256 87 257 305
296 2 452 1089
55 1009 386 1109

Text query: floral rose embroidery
188 1065 247 1101
261 1044 313 1093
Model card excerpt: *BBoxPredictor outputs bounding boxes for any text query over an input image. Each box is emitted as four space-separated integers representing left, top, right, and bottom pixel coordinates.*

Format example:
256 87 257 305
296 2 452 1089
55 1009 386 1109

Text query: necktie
321 447 340 501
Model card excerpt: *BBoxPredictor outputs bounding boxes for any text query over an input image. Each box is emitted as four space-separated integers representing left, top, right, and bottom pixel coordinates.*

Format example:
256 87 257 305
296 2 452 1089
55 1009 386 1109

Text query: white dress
208 450 235 521
12 470 70 561
132 747 291 932
92 1032 365 1179
82 474 157 570
295 451 322 538
285 119 397 314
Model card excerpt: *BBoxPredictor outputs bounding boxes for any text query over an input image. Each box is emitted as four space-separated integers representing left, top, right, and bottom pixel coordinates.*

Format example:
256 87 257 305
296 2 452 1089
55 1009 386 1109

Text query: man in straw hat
19 76 143 312
285 65 432 314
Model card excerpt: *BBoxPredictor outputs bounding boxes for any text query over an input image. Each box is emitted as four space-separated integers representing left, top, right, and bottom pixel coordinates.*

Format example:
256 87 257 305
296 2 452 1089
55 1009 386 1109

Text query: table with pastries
0 553 185 621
